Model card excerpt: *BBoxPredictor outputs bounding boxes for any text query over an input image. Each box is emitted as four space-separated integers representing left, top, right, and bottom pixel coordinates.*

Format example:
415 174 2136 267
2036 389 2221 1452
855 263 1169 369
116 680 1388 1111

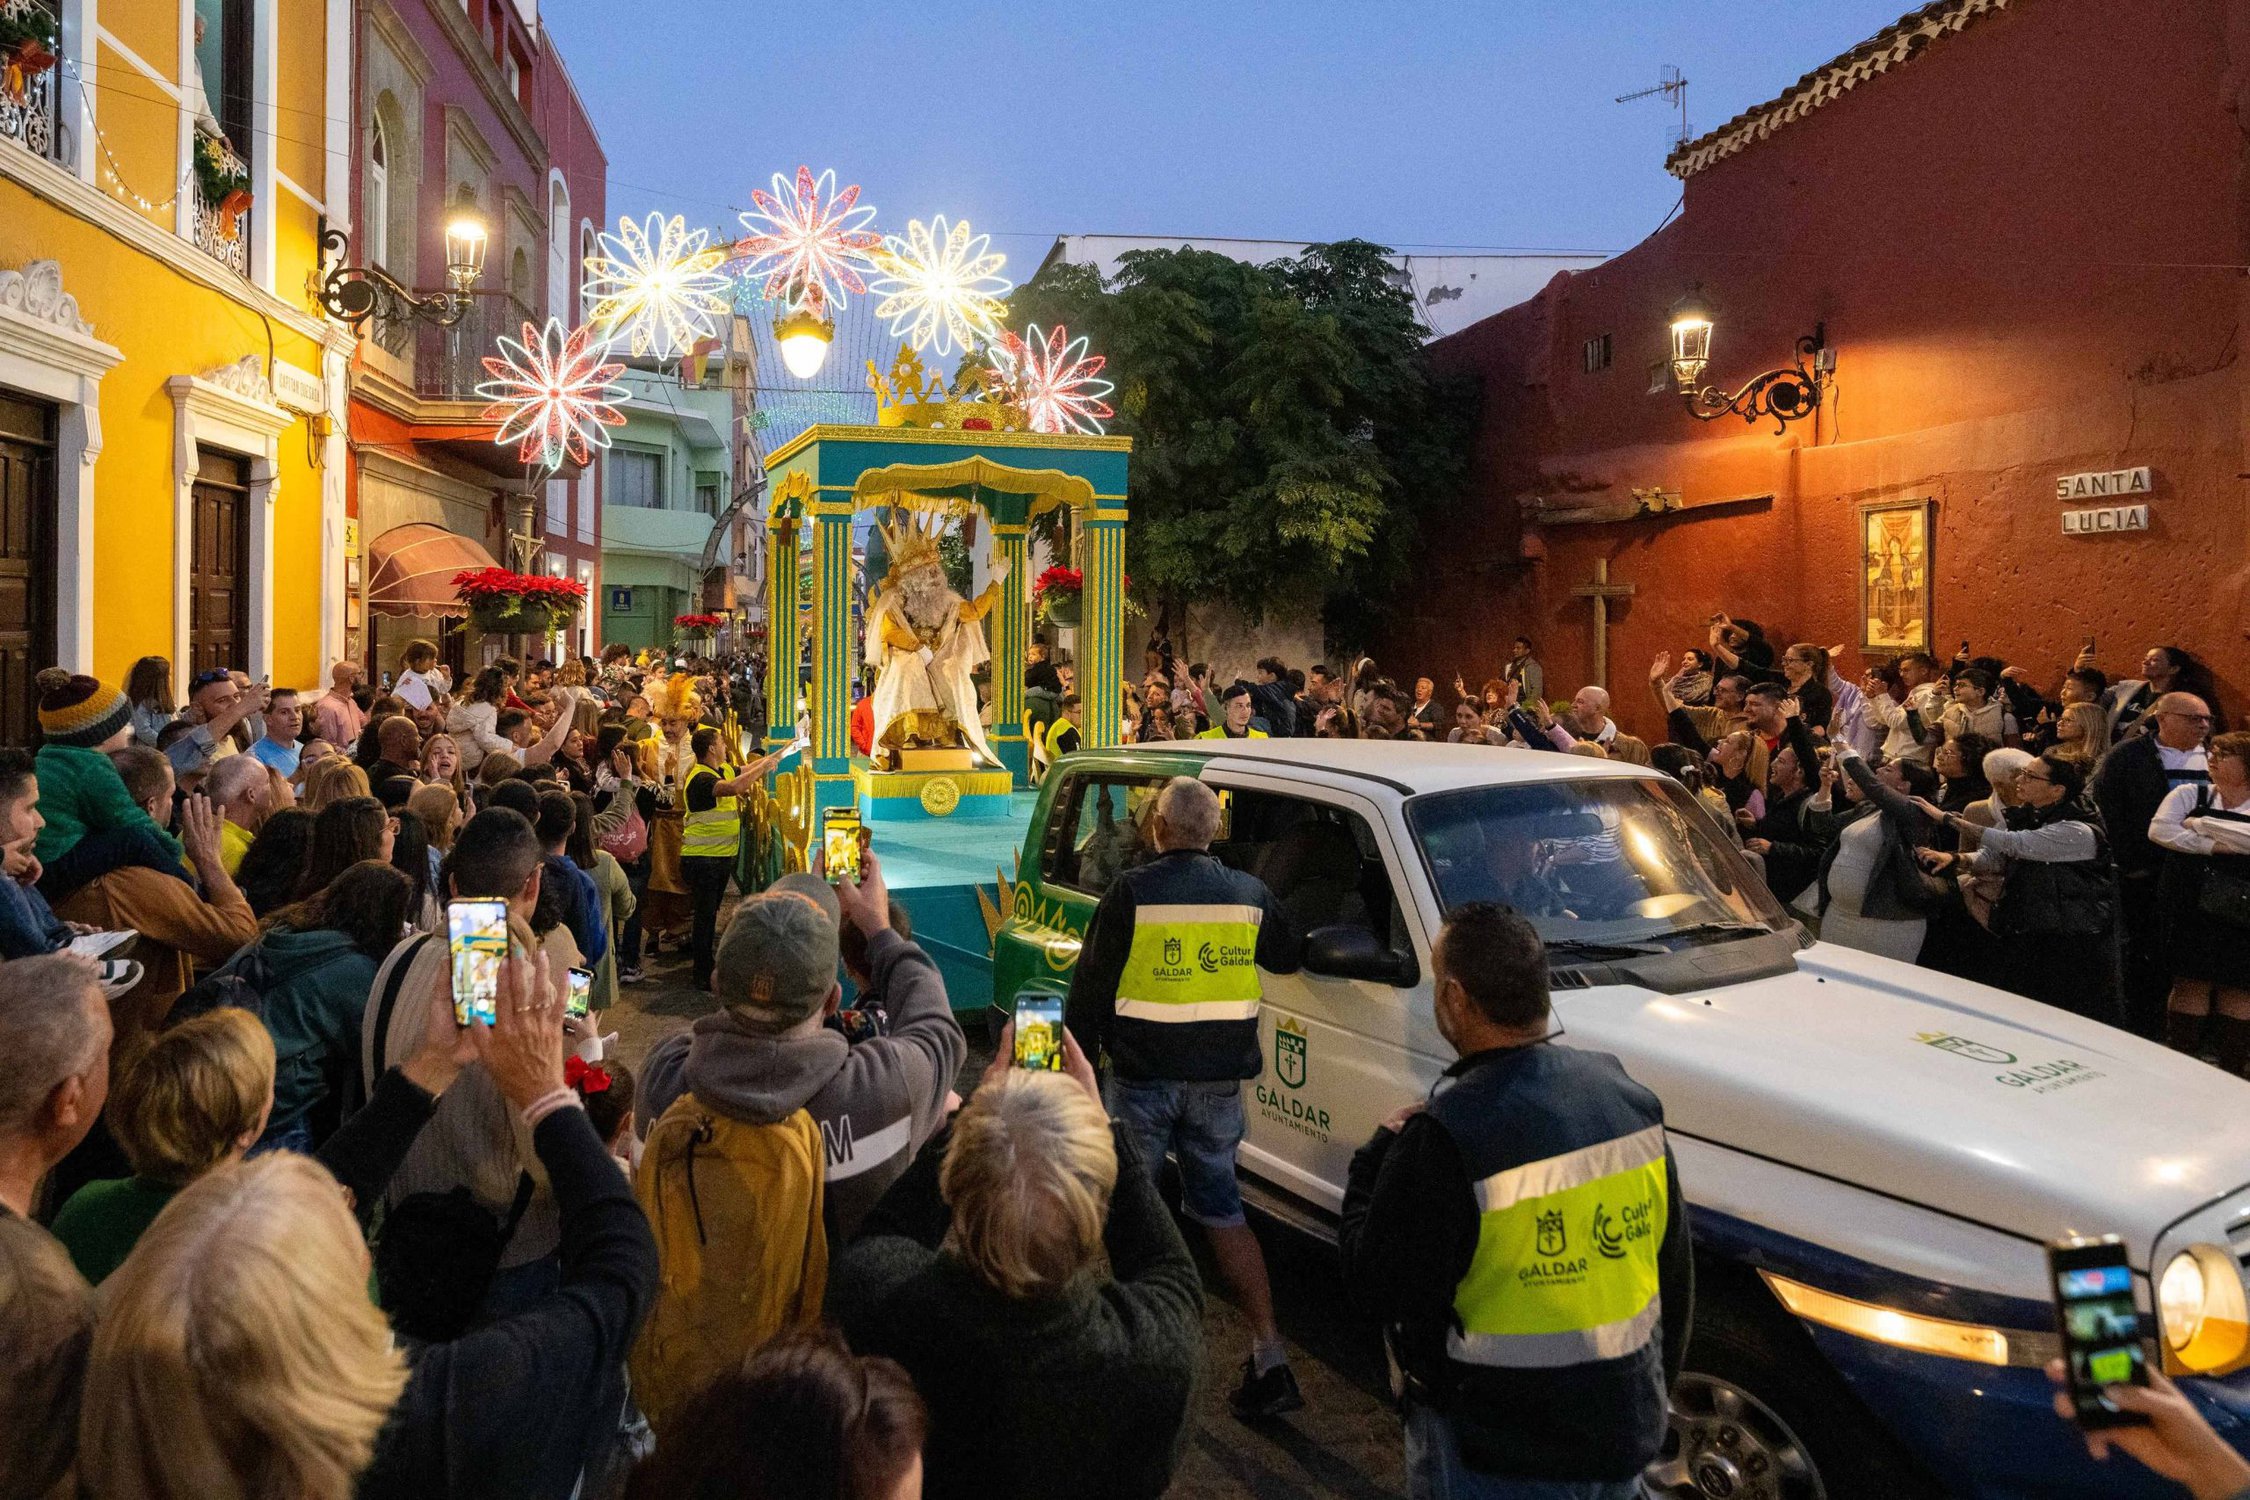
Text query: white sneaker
95 958 144 1000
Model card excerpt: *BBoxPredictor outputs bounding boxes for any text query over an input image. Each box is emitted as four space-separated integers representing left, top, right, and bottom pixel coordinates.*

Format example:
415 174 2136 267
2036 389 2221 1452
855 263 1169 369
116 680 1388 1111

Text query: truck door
1203 772 1447 1215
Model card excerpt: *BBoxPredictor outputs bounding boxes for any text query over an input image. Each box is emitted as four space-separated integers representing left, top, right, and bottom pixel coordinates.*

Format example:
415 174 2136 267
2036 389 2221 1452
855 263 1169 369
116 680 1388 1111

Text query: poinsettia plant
1033 564 1131 625
673 613 722 631
453 567 588 606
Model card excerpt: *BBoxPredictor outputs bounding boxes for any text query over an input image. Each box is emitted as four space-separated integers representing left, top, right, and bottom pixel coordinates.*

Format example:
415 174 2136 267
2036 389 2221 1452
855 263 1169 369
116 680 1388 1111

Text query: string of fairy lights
474 163 1117 483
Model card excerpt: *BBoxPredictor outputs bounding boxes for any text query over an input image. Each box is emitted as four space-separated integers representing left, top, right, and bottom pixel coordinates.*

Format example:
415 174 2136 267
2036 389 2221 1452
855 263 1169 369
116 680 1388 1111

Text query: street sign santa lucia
2055 466 2153 536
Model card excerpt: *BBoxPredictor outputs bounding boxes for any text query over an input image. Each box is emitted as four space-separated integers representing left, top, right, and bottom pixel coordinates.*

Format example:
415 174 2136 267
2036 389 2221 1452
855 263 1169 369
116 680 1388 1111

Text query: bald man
313 661 367 749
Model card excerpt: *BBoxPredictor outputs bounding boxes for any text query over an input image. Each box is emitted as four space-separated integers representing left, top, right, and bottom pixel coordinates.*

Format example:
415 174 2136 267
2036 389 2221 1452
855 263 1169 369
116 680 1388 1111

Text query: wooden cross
1570 557 1636 690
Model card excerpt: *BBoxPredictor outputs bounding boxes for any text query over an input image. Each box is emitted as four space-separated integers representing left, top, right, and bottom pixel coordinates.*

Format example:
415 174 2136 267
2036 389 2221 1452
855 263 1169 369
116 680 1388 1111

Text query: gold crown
874 509 945 587
866 344 1027 432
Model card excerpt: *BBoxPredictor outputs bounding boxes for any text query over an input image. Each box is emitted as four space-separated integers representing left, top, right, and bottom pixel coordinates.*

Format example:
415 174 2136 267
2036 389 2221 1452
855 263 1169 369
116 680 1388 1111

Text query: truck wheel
1644 1274 1941 1500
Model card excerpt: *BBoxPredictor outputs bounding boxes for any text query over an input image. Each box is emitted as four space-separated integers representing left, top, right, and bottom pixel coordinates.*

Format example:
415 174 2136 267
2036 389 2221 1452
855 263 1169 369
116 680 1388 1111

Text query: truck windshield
1406 777 1790 945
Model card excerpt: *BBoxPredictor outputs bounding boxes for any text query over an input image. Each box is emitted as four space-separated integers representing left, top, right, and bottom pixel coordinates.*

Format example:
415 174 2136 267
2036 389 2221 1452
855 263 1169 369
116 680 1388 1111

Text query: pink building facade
343 0 608 675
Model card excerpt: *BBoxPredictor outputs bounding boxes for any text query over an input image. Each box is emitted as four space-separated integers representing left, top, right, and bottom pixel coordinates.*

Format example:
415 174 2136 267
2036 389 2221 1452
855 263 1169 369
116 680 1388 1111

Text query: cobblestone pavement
607 904 1408 1500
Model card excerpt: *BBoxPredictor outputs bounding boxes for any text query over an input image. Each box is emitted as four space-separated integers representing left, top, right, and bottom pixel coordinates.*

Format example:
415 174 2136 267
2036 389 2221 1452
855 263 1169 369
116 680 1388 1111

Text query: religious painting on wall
1858 498 1933 654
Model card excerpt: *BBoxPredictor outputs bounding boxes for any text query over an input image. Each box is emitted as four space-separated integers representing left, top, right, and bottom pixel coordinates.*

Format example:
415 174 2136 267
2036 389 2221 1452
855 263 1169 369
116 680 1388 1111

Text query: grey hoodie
639 927 964 1242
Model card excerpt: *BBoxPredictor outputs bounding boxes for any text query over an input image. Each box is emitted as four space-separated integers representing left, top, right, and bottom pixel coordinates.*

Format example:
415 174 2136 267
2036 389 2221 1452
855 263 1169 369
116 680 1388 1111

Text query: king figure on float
865 511 1008 769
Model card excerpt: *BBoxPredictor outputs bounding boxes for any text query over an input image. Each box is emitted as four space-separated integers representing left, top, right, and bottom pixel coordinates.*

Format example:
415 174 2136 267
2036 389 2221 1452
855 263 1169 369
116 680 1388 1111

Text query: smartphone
822 807 863 885
2049 1236 2151 1428
446 898 509 1027
565 966 594 1019
1013 993 1065 1072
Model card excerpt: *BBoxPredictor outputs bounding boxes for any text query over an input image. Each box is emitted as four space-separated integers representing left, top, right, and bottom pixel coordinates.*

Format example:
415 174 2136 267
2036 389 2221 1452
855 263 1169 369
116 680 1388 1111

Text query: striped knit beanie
37 669 131 748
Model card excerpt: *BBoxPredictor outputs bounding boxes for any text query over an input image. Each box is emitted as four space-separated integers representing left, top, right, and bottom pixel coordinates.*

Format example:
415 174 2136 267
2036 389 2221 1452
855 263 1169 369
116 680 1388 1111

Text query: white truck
993 738 2250 1500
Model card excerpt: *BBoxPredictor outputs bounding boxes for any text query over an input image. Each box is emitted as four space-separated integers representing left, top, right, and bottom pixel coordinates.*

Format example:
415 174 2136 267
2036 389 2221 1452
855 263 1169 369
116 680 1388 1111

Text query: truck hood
1560 940 2250 1253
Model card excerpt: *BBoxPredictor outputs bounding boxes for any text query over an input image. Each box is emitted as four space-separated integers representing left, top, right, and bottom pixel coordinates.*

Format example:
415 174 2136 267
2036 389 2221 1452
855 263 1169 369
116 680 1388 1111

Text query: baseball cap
715 892 840 1032
769 871 842 928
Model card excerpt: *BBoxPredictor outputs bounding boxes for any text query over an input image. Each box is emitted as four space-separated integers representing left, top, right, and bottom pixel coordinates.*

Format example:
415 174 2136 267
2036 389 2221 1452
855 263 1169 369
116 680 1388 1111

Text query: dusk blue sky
541 1 1917 262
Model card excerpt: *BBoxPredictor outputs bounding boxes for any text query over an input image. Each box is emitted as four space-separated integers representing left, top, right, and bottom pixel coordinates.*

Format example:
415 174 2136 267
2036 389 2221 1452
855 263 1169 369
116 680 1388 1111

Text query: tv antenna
1617 65 1690 144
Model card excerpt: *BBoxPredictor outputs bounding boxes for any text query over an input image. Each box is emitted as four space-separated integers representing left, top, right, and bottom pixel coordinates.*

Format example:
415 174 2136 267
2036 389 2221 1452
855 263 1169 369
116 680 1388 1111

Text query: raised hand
1649 652 1672 684
470 950 567 1112
1779 696 1802 722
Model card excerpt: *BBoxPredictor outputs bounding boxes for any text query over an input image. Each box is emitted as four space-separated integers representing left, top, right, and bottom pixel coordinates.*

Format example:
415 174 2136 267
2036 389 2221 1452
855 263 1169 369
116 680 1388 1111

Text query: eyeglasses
2018 771 2053 785
2162 711 2213 725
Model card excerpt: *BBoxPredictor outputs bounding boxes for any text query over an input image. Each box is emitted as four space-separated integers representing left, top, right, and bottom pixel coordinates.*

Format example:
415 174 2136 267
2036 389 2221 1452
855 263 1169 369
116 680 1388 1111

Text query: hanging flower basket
0 6 59 100
1034 566 1082 627
193 129 253 237
454 567 586 636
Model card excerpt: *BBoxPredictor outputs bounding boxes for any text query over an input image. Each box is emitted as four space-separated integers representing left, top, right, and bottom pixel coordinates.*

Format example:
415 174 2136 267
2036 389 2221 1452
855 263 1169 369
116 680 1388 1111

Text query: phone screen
823 808 862 885
2050 1237 2150 1427
1013 994 1065 1071
447 898 509 1027
565 967 594 1019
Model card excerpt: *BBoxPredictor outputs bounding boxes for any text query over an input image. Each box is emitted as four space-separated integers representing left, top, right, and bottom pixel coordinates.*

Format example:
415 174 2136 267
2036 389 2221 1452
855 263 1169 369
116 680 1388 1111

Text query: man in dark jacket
1341 904 1690 1498
2092 693 2212 1037
1066 774 1303 1418
638 857 966 1242
1248 659 1297 737
1744 739 1826 905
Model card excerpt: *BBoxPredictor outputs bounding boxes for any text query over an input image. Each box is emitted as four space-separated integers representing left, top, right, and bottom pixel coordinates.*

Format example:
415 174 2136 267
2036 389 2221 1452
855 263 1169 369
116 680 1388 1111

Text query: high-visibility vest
1114 902 1265 1024
681 762 741 860
1194 725 1268 740
1448 1121 1668 1369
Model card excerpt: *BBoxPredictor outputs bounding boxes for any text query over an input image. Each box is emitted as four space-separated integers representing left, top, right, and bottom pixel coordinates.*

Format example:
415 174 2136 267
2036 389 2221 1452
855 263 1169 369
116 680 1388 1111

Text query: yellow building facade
0 0 351 742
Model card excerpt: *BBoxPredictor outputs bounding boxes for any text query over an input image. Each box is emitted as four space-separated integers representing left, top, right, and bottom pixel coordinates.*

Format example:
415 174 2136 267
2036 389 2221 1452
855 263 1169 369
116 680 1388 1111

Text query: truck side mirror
1301 924 1420 987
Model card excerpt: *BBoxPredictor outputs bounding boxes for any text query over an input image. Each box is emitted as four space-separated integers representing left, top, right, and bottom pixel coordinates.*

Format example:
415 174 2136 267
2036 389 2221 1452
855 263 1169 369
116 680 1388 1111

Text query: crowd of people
1116 624 2245 1063
0 613 2243 1500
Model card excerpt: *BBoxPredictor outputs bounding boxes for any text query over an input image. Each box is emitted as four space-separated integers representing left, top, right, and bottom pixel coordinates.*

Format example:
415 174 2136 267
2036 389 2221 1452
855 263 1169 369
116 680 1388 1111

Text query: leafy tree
1003 240 1476 643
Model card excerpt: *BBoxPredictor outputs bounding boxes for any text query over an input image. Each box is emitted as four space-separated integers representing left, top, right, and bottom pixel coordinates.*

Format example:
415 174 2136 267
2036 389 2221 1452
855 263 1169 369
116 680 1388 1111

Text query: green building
598 339 750 654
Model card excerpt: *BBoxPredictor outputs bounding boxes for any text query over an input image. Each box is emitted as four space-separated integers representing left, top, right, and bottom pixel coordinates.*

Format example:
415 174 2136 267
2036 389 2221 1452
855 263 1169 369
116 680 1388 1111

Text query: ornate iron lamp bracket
315 224 469 331
1684 329 1828 435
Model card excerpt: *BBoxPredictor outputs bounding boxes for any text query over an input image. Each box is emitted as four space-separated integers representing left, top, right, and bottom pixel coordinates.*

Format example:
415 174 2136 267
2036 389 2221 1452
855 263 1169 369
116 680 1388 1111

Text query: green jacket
51 1176 179 1283
32 743 184 866
223 926 381 1141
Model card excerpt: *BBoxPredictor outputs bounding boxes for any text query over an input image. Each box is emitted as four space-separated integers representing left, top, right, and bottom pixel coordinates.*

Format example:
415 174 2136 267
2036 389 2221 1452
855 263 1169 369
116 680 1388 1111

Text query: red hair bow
564 1056 611 1094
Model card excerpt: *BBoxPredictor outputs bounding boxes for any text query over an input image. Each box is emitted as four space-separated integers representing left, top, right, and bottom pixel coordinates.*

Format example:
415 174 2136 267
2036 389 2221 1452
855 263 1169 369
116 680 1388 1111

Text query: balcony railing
415 289 539 403
189 133 250 276
0 12 69 170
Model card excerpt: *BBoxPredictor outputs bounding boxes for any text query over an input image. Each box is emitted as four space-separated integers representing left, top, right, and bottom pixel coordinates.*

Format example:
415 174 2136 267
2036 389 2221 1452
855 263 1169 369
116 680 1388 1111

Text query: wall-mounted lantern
316 203 489 330
1669 286 1831 433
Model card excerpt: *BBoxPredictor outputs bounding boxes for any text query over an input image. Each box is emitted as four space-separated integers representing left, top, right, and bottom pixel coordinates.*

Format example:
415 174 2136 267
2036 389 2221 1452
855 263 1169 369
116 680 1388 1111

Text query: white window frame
166 358 293 694
366 113 389 269
0 260 121 671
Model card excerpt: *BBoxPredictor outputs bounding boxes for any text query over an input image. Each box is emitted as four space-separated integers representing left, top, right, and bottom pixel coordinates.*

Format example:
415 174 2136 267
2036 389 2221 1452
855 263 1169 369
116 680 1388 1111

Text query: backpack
629 1096 827 1428
169 945 279 1025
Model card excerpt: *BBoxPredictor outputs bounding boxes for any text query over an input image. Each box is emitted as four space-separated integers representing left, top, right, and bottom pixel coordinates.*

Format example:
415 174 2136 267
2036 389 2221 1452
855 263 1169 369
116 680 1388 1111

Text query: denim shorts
1106 1076 1247 1228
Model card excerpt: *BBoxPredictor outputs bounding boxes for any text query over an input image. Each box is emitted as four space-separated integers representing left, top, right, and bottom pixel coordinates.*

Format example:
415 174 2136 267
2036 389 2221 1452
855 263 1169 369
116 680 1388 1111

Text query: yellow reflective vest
681 762 741 860
1115 902 1266 1024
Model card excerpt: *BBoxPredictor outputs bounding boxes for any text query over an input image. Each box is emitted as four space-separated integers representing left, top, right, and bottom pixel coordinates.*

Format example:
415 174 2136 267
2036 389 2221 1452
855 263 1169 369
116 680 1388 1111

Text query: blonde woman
831 1029 1199 1500
81 954 657 1500
50 1006 275 1283
2047 700 2106 770
300 755 373 814
419 731 470 804
408 782 462 855
79 1151 407 1500
0 1210 98 1499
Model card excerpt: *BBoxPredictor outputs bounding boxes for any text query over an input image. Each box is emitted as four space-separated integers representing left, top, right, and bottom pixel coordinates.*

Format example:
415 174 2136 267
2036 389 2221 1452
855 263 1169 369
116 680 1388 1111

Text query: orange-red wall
1382 0 2248 738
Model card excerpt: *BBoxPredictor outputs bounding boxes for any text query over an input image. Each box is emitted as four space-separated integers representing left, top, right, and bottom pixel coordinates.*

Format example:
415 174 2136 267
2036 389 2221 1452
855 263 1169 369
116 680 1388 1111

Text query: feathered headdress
875 510 945 592
656 672 701 723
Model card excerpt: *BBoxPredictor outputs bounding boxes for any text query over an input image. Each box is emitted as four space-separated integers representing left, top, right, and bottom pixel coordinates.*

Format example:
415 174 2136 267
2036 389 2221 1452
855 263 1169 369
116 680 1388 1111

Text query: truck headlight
2159 1246 2250 1374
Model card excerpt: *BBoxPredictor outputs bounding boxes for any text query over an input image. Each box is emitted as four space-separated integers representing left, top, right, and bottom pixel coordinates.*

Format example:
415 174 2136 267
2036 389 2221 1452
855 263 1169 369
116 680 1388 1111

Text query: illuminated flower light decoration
993 324 1115 436
582 213 732 360
734 165 884 310
870 216 1012 358
475 319 631 471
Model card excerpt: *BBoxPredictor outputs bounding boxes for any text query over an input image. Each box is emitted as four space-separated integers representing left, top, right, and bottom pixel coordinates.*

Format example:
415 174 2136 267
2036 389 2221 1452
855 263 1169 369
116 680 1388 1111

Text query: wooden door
189 447 250 677
0 393 56 748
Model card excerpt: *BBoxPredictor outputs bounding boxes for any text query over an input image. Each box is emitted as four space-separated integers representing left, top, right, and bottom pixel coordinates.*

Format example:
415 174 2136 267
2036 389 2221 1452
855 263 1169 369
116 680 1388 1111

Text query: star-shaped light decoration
582 213 732 360
993 324 1115 436
476 319 630 471
869 216 1012 357
735 166 883 310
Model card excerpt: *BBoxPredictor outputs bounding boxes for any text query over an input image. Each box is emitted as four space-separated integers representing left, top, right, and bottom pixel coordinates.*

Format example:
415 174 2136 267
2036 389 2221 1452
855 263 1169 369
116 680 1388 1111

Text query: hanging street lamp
773 281 835 380
316 201 490 330
1668 286 1831 434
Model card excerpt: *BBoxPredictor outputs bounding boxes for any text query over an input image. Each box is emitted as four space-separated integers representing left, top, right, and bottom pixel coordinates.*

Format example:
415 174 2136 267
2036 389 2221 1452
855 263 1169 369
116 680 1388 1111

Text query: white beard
899 568 959 630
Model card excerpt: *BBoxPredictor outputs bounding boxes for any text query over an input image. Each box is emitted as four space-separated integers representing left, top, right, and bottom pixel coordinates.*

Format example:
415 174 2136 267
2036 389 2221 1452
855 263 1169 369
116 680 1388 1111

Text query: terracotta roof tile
1665 0 2015 180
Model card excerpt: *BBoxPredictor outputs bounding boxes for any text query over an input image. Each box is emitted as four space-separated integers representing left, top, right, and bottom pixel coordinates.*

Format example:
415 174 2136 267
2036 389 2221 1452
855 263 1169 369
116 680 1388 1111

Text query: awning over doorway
365 523 499 619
